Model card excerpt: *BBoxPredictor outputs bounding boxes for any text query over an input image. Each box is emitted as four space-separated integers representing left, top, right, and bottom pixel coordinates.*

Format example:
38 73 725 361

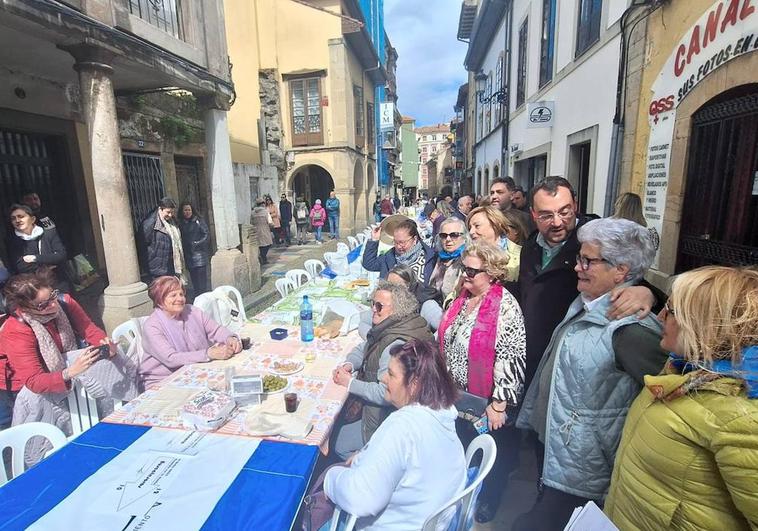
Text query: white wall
507 0 628 213
473 10 508 195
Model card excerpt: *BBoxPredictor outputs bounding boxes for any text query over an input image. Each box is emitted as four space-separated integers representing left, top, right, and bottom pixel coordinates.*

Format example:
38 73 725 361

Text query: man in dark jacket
279 193 293 245
362 219 437 283
509 177 662 389
141 197 181 281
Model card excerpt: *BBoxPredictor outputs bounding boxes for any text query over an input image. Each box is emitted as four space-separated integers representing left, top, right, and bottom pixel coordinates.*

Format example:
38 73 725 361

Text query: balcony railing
129 0 184 40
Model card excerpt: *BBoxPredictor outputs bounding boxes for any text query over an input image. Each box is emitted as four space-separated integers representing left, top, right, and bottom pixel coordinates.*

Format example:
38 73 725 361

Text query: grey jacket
517 291 662 500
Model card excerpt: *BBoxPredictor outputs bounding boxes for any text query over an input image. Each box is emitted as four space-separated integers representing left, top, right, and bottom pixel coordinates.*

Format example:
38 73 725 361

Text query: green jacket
605 372 758 530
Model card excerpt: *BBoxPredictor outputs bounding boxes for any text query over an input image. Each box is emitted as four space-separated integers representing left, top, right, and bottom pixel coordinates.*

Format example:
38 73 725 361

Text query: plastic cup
285 392 298 413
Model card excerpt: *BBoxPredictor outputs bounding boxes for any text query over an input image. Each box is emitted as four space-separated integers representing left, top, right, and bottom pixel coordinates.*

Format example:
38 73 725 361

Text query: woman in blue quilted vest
513 217 669 531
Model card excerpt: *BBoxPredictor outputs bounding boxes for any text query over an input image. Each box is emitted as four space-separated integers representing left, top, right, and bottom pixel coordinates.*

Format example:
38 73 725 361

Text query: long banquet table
0 267 372 531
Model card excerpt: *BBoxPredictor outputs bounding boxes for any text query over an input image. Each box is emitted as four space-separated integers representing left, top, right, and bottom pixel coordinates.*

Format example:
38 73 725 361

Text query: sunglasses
35 289 60 311
372 301 385 313
439 232 463 240
463 266 487 278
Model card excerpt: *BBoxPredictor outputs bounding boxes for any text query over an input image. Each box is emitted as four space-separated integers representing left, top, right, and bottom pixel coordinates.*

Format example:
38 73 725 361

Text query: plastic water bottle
300 295 314 342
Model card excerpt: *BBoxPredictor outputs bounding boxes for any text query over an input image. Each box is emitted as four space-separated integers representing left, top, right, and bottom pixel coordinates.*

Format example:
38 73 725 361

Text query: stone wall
258 69 287 181
233 162 278 222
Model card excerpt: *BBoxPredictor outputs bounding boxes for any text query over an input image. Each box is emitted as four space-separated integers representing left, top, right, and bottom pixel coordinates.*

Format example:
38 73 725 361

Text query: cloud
385 0 468 127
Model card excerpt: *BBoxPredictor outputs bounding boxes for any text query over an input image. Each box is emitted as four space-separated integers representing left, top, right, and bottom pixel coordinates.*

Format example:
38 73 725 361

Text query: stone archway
289 164 335 206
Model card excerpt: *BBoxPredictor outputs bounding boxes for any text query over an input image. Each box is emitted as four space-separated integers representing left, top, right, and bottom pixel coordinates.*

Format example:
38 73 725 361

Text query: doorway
568 142 591 214
677 87 758 271
291 164 335 206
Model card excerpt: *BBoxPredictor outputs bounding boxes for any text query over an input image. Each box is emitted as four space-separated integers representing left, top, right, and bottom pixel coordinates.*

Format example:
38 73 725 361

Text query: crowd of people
0 177 756 531
328 175 757 529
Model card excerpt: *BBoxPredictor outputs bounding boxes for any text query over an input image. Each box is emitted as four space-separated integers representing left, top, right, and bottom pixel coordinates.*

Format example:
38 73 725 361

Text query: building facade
415 123 452 194
398 116 420 200
0 0 246 330
619 0 758 286
224 0 387 234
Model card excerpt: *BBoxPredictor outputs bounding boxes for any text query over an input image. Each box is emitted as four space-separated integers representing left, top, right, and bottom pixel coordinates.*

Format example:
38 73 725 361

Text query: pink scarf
438 283 503 397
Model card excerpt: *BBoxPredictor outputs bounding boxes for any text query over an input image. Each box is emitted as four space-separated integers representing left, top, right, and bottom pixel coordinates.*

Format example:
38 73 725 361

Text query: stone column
65 43 151 332
198 94 252 295
336 188 356 238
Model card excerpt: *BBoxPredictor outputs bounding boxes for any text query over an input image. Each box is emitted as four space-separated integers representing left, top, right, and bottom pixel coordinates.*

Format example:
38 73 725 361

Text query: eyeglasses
438 232 463 240
463 266 487 278
663 300 676 319
535 207 574 224
372 301 384 313
394 236 415 246
575 254 609 271
35 289 60 311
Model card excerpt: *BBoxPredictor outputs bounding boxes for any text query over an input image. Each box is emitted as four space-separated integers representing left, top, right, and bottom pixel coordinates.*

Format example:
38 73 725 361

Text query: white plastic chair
347 236 359 250
286 268 313 288
422 433 497 531
0 422 67 485
337 242 350 255
193 292 222 322
275 278 295 298
356 233 367 246
112 319 140 353
213 285 247 322
329 508 358 531
66 381 100 437
304 259 325 279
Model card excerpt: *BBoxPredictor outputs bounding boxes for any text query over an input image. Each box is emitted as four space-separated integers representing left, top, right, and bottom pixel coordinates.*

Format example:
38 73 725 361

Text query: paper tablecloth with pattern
105 323 363 447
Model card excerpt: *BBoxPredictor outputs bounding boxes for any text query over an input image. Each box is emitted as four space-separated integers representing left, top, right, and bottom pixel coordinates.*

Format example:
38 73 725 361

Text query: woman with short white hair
514 217 669 530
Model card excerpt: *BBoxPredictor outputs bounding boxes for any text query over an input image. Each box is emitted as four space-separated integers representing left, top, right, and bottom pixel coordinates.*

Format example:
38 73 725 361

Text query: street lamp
475 71 507 104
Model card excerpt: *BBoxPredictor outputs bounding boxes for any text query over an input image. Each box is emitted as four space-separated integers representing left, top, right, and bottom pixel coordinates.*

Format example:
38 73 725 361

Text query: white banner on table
29 429 260 531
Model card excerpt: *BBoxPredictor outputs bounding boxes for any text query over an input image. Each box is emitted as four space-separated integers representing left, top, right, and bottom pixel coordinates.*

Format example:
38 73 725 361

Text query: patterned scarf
163 219 187 280
437 283 504 397
395 241 426 282
21 308 78 373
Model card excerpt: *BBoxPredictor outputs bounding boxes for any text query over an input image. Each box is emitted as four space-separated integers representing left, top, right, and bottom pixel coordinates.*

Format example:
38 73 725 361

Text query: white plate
269 360 305 376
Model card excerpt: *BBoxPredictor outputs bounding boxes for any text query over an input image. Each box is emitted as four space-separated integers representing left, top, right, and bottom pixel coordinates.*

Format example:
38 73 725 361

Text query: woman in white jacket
325 339 466 530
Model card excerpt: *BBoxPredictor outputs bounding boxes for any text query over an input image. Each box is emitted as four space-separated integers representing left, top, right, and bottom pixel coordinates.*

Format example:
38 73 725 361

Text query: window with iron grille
367 102 375 151
290 78 323 147
495 55 504 122
129 0 184 40
122 152 166 237
540 0 557 87
486 72 493 133
517 18 529 108
576 0 602 58
354 85 365 148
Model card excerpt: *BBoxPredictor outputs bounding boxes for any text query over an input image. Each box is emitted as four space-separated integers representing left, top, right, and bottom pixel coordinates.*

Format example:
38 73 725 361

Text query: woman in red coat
0 268 113 427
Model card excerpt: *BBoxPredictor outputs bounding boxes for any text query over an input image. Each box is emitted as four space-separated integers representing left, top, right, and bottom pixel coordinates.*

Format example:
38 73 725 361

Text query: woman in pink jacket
310 199 327 243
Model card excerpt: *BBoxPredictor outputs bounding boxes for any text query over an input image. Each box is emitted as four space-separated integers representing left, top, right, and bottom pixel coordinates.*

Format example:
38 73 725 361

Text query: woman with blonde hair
612 192 659 250
466 205 521 281
605 266 758 530
438 240 526 521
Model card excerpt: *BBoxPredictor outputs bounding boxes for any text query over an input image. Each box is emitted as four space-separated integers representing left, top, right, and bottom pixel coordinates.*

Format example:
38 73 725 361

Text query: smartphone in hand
95 344 111 361
473 415 489 434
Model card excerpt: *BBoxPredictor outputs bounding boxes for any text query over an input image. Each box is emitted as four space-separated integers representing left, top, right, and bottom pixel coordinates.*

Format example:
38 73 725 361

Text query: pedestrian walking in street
373 196 382 223
178 202 210 296
325 190 340 239
251 198 273 264
310 199 326 244
294 197 310 245
265 195 282 245
141 197 186 283
380 194 394 219
279 193 293 245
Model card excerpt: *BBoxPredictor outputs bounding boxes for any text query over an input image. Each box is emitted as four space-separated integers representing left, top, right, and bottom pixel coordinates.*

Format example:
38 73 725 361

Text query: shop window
290 78 323 147
540 0 557 87
517 18 528 108
576 0 602 58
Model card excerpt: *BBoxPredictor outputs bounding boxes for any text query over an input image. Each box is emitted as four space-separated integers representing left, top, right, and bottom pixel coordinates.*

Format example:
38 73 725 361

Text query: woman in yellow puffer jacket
605 266 758 530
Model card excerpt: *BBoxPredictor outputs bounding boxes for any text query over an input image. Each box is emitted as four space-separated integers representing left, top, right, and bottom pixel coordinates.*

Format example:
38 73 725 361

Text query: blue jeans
0 390 17 429
328 213 339 238
315 226 323 241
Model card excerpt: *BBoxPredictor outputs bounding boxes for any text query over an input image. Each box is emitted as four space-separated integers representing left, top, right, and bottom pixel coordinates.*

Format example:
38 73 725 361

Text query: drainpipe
603 1 660 216
501 0 513 176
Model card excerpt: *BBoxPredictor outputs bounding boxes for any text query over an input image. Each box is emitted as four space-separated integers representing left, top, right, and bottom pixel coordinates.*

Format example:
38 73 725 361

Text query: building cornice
464 0 508 72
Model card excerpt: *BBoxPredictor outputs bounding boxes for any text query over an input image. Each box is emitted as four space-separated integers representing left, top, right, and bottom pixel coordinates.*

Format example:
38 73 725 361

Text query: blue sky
384 0 468 127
